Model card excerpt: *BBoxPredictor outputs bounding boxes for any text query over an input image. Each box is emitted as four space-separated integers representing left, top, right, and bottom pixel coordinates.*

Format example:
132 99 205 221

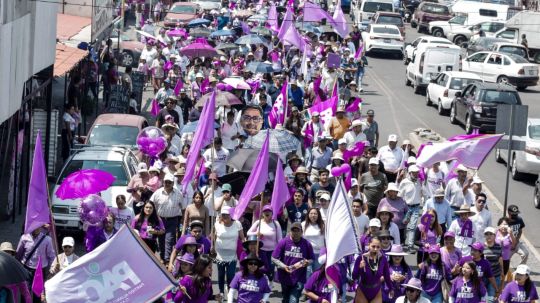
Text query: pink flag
200 77 210 94
229 1 236 9
444 160 460 182
271 159 290 220
313 76 322 97
343 141 366 162
174 77 184 96
416 134 503 169
345 97 362 113
231 132 270 220
267 3 279 32
196 157 206 180
269 80 288 128
32 257 44 297
270 50 280 62
330 0 350 38
150 99 160 117
277 6 294 40
303 122 315 148
182 91 216 192
241 21 251 34
308 94 337 128
303 1 334 22
354 43 364 60
281 25 306 50
25 130 50 234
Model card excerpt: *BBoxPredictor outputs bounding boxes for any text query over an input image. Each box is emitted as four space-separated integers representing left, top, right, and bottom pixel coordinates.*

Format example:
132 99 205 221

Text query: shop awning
57 13 91 41
54 43 88 78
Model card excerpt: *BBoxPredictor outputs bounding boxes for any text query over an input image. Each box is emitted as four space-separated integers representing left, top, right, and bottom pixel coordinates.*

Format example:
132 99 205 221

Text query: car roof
70 147 132 161
371 24 400 29
472 82 518 91
374 12 401 17
420 36 452 43
442 71 483 79
171 2 199 7
491 42 526 48
92 114 146 127
528 118 540 125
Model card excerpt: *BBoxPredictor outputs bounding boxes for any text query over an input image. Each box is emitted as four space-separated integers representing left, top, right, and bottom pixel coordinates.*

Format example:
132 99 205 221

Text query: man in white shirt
377 134 404 182
399 165 423 252
343 119 367 149
352 199 369 235
470 193 492 243
448 205 478 256
444 164 473 219
203 137 230 177
465 176 485 206
140 42 158 63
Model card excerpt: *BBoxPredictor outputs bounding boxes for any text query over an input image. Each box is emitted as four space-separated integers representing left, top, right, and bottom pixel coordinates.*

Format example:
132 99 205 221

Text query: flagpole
45 181 61 270
255 191 264 258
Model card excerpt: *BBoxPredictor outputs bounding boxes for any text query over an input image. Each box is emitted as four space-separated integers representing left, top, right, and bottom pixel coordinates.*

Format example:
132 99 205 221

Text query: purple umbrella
180 42 218 58
167 28 187 38
55 169 116 200
196 91 243 107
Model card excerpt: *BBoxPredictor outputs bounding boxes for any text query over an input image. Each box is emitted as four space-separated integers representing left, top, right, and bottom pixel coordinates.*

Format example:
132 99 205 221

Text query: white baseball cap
472 176 484 184
62 237 75 247
408 165 420 173
320 193 331 201
164 174 175 182
388 134 398 142
369 218 381 227
515 264 530 275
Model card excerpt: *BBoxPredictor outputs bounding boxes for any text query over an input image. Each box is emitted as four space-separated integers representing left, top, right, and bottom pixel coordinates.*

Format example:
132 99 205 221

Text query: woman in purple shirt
470 242 499 297
499 265 538 303
352 236 394 303
441 231 462 277
304 252 339 303
449 260 487 303
496 218 516 280
227 253 271 303
174 255 222 303
131 201 165 253
384 245 412 303
418 244 452 303
414 209 443 265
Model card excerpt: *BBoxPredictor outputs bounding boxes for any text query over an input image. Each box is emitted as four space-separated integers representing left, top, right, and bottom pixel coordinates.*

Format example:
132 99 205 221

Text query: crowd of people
1 0 538 302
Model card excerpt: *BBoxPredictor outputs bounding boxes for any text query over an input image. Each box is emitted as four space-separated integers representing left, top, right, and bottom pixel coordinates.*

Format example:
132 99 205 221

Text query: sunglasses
247 262 259 266
380 237 392 240
477 200 486 204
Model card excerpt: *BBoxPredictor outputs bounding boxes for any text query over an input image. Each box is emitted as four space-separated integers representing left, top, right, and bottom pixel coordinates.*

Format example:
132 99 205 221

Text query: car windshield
424 4 449 14
377 16 404 26
58 160 129 186
528 125 540 139
363 2 394 12
449 15 466 25
171 5 196 13
87 125 140 146
480 90 520 105
373 27 400 35
449 78 479 90
507 53 529 62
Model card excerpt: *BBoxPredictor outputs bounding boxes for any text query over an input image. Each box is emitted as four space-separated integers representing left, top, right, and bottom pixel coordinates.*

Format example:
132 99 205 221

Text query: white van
353 0 394 25
405 44 462 94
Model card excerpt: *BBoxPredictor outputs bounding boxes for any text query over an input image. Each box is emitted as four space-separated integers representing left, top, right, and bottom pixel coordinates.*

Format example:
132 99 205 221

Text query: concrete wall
58 0 93 18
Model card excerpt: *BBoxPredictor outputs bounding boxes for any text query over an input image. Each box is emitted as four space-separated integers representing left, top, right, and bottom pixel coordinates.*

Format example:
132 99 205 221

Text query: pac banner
45 225 176 303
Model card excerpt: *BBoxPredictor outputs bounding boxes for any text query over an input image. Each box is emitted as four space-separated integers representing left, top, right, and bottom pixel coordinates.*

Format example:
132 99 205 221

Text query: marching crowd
1 0 538 303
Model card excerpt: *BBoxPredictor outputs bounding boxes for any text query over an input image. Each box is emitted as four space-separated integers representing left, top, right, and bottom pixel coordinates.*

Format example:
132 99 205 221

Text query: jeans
512 242 529 264
422 291 443 303
405 205 421 248
356 69 365 88
217 260 237 293
282 282 304 303
158 216 180 262
260 250 275 281
307 253 321 278
486 275 501 303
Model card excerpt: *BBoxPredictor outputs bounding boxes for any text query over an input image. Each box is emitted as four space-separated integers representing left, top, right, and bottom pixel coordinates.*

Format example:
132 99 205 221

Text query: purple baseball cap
444 231 455 238
469 242 485 252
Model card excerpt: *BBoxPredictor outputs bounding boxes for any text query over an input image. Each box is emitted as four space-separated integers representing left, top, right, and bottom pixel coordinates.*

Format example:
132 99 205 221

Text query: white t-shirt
203 147 230 177
302 222 325 253
110 207 135 231
215 220 243 262
354 214 370 236
425 169 445 198
221 121 241 150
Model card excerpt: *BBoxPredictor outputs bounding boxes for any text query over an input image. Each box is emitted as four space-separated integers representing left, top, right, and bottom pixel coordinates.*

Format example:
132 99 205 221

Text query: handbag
441 265 451 302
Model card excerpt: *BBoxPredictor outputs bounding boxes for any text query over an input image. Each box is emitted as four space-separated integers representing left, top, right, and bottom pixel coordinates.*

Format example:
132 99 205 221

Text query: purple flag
345 97 362 113
303 121 315 148
277 6 294 40
308 94 337 128
173 77 184 96
303 1 334 22
444 160 460 182
269 80 288 128
230 132 270 220
354 43 364 60
325 180 361 292
182 91 216 192
460 219 474 238
45 225 176 302
416 134 503 170
25 130 50 234
343 141 366 162
32 257 44 297
200 77 210 94
330 0 350 38
281 24 306 50
267 3 279 32
150 99 160 117
271 159 290 220
241 21 251 34
447 132 484 142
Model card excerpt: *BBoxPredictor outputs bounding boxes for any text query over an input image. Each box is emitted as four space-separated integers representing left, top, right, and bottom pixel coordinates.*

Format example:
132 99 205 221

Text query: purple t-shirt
449 277 487 303
304 269 334 303
496 233 513 260
474 259 493 279
175 235 211 254
131 217 165 240
383 264 412 302
230 272 271 303
500 281 539 303
272 236 314 285
441 247 462 272
419 262 452 296
174 275 212 303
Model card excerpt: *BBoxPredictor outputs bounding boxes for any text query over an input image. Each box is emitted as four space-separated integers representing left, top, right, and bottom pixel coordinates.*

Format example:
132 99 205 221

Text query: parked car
361 24 404 57
461 51 539 90
489 42 529 61
426 71 482 115
496 118 540 180
464 37 507 56
111 30 144 68
372 11 405 37
85 114 149 148
403 35 452 65
449 82 522 134
410 2 452 33
51 147 139 230
193 0 221 11
446 21 505 46
164 2 200 28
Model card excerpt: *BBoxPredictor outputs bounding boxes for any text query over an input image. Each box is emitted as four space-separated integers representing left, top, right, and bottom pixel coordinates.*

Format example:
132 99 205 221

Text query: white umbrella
135 30 157 41
223 77 251 90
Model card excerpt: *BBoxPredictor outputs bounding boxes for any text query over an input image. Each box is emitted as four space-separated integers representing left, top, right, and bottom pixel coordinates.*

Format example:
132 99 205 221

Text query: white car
461 51 539 90
496 118 540 180
51 147 139 230
193 0 221 11
426 71 482 115
446 21 505 46
403 36 453 65
361 24 404 57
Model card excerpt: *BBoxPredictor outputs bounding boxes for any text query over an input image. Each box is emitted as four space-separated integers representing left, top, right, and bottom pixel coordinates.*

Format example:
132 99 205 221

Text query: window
479 9 497 17
363 2 393 13
437 74 447 86
489 23 504 33
480 90 520 104
449 78 479 90
449 15 466 25
528 125 540 139
499 48 528 59
412 38 422 47
87 125 140 147
171 5 196 14
376 15 403 26
503 57 511 65
59 160 129 186
423 3 450 14
373 26 400 35
479 22 492 32
497 29 516 40
468 52 488 62
487 54 502 64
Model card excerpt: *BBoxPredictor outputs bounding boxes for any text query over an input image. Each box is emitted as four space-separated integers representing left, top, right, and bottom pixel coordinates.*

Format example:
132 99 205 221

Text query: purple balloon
136 126 167 157
79 194 108 226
